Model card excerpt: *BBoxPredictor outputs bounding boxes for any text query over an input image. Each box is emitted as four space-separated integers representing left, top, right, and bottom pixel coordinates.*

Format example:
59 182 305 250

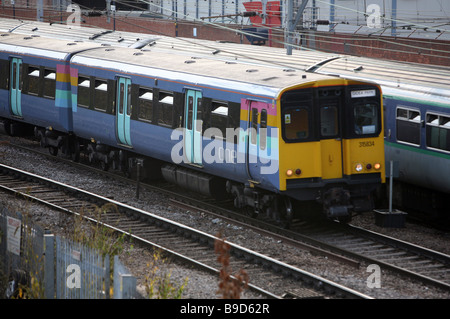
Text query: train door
184 89 202 165
116 77 132 147
246 100 268 183
10 57 22 117
318 90 343 179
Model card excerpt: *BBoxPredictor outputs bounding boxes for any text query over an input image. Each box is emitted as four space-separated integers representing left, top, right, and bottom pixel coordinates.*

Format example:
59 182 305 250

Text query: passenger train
0 31 386 224
36 22 445 222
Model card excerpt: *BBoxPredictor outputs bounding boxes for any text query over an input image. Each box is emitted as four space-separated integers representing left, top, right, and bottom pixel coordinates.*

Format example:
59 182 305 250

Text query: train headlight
286 169 293 177
374 163 381 170
355 163 363 172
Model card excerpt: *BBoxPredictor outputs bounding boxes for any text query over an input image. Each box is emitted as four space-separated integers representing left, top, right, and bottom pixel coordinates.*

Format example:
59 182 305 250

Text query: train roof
0 32 101 58
0 18 161 48
72 44 333 91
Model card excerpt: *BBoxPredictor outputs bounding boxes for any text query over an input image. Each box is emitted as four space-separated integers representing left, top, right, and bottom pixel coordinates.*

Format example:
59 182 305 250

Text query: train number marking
359 141 375 147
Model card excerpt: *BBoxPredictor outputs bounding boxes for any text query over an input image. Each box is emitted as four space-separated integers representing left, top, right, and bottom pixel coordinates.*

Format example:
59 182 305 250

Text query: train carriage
0 33 99 153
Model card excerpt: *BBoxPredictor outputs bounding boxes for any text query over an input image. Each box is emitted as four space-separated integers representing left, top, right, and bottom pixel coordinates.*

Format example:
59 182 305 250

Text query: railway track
291 221 450 291
168 198 450 292
0 162 372 299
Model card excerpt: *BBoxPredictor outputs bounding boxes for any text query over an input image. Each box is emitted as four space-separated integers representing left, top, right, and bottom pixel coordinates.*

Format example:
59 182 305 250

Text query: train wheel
276 197 293 228
100 160 109 171
70 139 80 162
242 206 257 218
88 150 95 164
49 146 58 156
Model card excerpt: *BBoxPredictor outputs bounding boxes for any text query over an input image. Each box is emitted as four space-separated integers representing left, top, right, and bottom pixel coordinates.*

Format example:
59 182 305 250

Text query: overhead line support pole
287 0 309 55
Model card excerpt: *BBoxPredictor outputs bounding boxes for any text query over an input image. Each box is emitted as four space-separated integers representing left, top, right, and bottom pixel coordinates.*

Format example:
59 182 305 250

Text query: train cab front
278 80 385 221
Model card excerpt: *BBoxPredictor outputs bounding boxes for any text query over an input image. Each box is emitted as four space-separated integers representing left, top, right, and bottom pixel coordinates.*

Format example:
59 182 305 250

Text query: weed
143 249 188 299
215 232 249 299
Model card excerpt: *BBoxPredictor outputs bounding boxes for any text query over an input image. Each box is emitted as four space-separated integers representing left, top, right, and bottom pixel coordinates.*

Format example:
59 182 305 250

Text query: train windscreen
281 86 381 142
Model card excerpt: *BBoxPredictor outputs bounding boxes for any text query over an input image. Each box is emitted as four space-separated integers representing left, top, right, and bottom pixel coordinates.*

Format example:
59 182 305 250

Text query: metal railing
0 204 136 299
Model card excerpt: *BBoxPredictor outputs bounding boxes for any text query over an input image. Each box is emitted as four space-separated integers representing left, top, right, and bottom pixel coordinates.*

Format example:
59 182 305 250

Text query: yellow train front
276 78 385 222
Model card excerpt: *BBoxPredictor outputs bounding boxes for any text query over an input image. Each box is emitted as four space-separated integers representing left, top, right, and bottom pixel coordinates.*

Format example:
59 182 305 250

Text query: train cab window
426 113 450 152
396 107 420 145
138 87 153 122
158 91 173 127
77 76 90 108
27 66 40 96
353 102 378 135
94 79 108 112
43 69 56 99
320 106 338 137
283 108 309 140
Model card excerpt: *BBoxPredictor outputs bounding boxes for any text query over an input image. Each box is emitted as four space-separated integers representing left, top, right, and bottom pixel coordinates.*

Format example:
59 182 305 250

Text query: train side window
396 107 420 145
126 83 132 116
138 87 153 122
187 95 193 130
426 113 450 152
250 108 258 145
260 109 267 150
283 108 309 140
94 79 108 112
27 66 40 96
158 91 173 127
210 100 228 139
196 97 203 132
12 62 17 90
43 69 56 99
119 82 124 114
227 102 241 144
0 59 9 90
77 76 90 108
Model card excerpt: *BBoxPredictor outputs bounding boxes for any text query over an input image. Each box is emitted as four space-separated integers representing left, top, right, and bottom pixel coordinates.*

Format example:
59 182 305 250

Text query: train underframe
3 120 377 226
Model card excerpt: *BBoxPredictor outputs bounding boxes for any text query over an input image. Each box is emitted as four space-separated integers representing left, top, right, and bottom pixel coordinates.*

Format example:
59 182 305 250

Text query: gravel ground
1 138 450 299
